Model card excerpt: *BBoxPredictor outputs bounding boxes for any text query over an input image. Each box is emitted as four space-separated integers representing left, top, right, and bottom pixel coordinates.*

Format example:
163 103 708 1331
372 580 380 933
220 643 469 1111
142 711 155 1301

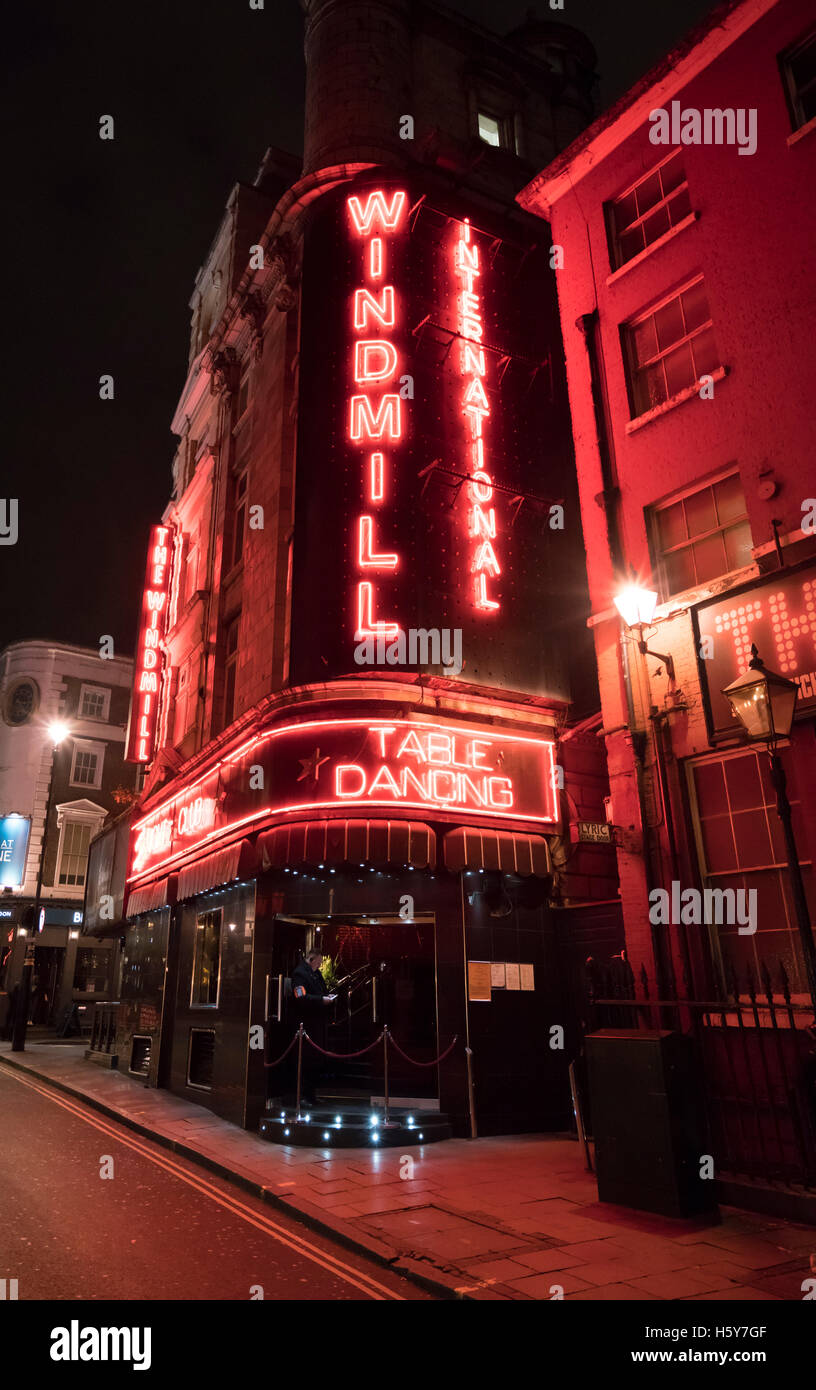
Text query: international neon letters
454 219 501 612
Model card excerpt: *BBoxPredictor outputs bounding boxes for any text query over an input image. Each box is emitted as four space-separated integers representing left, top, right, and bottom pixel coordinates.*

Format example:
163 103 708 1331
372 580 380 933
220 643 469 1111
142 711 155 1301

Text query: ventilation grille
129 1036 152 1076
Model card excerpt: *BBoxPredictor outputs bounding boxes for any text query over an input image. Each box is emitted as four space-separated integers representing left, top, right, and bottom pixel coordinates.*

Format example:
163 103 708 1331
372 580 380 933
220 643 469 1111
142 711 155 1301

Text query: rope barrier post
568 1059 593 1173
465 1046 477 1140
382 1025 390 1127
295 1024 304 1122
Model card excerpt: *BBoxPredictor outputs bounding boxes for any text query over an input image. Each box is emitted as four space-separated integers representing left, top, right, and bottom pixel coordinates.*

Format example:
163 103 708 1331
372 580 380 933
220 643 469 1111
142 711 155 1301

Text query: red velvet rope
386 1032 459 1068
302 1030 385 1059
263 1031 300 1070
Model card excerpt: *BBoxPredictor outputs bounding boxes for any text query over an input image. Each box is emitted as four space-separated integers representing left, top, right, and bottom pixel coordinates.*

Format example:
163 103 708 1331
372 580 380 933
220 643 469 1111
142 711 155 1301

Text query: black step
259 1104 451 1147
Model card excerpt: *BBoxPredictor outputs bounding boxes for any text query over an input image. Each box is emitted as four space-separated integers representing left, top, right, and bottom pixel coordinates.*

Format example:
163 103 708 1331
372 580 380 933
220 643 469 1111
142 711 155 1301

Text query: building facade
107 1 621 1139
0 641 136 1030
518 0 816 1011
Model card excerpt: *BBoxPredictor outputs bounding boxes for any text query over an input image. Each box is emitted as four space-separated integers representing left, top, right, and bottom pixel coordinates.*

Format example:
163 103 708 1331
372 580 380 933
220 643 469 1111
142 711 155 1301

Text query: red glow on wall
125 524 173 764
454 218 501 613
348 187 408 643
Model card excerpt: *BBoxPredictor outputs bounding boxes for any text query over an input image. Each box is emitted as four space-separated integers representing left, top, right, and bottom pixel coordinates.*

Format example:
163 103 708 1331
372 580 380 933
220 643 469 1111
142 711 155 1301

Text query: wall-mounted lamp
613 583 675 681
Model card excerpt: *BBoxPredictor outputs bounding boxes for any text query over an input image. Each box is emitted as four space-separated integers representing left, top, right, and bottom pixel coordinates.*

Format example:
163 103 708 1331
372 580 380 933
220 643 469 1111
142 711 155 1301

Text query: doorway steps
259 1102 452 1147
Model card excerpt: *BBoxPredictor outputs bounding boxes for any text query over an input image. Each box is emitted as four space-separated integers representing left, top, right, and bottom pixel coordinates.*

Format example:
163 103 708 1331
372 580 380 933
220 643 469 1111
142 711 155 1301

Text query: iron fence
583 954 816 1189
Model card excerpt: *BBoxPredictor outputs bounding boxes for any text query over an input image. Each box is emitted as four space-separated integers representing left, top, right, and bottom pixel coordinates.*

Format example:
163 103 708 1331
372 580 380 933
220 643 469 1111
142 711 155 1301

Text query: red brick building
519 0 816 1008
102 2 621 1141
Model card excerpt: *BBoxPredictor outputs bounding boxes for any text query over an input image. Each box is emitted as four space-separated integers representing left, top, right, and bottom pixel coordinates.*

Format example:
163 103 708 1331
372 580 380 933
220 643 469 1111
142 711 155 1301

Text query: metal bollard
465 1046 477 1139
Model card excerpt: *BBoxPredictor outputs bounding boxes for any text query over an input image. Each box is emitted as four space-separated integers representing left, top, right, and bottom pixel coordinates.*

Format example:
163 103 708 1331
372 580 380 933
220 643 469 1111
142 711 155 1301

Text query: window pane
631 316 658 365
654 297 685 351
662 341 694 398
667 184 690 225
691 326 720 377
639 361 666 412
691 532 727 585
660 152 685 194
478 113 500 146
790 39 816 92
635 171 661 217
656 499 686 549
684 485 717 537
613 188 637 233
724 752 763 809
664 545 696 595
192 910 221 1005
681 281 710 333
694 759 729 816
723 519 754 571
619 225 645 263
713 473 746 524
642 203 670 247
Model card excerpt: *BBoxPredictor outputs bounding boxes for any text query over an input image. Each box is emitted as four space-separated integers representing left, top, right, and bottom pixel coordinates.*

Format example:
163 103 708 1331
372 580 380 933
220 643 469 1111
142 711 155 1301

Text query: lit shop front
119 696 570 1138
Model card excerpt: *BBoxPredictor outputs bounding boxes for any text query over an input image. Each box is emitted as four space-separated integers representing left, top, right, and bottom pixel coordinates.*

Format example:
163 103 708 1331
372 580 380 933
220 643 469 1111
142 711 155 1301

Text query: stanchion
383 1026 390 1127
465 1046 477 1139
295 1023 304 1121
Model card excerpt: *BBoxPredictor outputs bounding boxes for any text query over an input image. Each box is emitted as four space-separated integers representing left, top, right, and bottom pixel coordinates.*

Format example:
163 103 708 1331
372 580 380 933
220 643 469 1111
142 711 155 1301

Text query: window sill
606 211 699 286
787 114 816 147
625 365 728 434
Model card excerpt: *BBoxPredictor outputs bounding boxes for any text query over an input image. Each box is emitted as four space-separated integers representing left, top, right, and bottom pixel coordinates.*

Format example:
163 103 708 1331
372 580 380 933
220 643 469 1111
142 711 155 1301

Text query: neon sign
126 524 173 764
454 219 501 613
129 717 558 881
348 188 408 640
696 563 816 733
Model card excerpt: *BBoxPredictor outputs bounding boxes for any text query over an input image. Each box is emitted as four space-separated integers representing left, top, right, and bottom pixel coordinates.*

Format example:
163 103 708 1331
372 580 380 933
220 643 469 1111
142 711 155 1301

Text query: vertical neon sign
454 219 501 612
126 524 173 764
347 188 407 639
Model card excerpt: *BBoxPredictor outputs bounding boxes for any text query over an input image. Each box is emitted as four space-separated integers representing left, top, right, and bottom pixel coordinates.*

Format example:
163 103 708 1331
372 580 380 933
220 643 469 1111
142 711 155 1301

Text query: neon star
297 747 330 783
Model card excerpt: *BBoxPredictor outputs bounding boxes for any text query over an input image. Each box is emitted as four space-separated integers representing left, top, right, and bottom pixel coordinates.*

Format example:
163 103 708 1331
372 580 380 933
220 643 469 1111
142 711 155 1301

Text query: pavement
1 1040 814 1302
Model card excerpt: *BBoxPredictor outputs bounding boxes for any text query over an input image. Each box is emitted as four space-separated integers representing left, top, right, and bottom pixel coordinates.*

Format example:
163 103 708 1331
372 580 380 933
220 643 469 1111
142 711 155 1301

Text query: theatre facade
95 2 619 1139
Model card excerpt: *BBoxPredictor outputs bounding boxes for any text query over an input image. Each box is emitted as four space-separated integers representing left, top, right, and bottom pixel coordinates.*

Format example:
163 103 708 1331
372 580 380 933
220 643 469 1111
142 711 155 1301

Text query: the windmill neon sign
347 188 408 640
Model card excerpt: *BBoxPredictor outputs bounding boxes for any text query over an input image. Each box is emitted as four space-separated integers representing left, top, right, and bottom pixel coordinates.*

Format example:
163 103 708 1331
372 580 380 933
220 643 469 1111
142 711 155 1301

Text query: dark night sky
2 0 720 657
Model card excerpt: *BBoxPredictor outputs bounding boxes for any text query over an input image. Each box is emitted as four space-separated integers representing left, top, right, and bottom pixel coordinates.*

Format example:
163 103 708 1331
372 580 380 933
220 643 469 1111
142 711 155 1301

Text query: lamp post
11 721 70 1052
722 645 816 1011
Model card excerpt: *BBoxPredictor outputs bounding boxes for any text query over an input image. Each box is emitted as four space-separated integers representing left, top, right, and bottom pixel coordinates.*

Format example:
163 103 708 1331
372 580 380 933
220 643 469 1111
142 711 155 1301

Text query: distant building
0 641 136 1028
518 0 816 1002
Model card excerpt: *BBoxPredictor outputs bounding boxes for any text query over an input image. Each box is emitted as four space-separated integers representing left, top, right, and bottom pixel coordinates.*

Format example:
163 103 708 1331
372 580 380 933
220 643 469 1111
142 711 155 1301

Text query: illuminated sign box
695 563 816 735
0 815 30 888
130 718 558 881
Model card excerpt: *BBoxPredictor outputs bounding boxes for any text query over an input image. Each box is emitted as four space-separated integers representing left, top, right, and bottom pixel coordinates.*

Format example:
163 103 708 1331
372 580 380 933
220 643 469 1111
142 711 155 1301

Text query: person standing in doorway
291 951 334 1105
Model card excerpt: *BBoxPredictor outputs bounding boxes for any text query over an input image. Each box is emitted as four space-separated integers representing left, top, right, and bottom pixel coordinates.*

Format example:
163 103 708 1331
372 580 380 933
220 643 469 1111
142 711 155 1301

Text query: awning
176 839 257 900
443 827 552 878
125 873 178 918
259 819 436 870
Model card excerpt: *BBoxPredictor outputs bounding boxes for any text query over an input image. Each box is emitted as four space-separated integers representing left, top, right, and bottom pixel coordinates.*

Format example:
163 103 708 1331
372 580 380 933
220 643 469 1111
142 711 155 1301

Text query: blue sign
0 815 31 888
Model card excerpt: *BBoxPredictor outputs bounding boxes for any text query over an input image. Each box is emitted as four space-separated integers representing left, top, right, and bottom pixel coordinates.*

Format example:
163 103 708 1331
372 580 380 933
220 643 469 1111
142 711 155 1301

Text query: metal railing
88 1000 120 1054
583 955 816 1189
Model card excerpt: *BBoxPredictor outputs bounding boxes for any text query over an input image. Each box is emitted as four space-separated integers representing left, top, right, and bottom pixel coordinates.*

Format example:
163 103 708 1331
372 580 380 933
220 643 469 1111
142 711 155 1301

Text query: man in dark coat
291 951 333 1105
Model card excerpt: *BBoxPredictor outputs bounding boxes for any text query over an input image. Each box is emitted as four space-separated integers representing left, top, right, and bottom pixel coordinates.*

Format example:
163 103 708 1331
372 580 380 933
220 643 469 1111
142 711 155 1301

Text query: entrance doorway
264 913 439 1106
31 945 65 1025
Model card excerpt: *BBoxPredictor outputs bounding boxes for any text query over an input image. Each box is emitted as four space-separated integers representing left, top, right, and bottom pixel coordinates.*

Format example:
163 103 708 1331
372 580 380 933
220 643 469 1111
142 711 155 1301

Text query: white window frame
69 738 106 790
78 683 111 722
53 800 107 896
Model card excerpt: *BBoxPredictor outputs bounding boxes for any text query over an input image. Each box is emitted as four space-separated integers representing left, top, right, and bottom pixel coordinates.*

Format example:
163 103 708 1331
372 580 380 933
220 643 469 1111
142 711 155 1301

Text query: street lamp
722 644 816 1010
614 582 675 681
11 720 70 1051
